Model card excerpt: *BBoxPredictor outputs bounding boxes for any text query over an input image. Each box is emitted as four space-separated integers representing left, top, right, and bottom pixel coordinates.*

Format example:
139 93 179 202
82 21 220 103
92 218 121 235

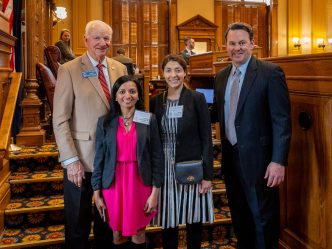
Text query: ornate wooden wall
104 0 169 80
214 0 268 57
265 53 332 249
177 15 218 52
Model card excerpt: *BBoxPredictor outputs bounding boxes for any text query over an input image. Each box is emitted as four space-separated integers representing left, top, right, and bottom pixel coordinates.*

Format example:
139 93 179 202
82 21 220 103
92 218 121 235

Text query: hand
67 160 85 187
264 162 285 187
199 180 212 194
144 187 159 214
94 190 106 219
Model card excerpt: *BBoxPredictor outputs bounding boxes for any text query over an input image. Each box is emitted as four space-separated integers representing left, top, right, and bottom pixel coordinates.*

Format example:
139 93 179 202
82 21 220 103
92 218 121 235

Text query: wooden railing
0 72 22 233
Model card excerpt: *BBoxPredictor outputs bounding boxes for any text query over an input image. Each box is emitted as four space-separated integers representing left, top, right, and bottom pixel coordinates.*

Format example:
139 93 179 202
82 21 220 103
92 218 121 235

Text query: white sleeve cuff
63 156 79 166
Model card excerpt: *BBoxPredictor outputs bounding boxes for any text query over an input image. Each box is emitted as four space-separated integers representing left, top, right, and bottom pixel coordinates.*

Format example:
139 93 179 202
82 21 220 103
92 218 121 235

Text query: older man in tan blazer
53 20 127 249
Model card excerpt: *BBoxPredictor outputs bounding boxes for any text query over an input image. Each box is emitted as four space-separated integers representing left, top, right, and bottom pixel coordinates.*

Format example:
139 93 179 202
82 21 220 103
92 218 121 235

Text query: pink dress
102 117 156 236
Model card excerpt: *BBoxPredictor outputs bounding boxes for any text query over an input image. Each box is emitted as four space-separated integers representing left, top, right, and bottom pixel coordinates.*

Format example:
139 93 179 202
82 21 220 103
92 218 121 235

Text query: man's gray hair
85 20 113 37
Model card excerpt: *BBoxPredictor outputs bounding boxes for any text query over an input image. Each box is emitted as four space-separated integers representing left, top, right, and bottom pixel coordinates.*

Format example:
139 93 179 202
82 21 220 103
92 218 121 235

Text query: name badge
82 70 97 78
167 105 183 118
133 110 151 125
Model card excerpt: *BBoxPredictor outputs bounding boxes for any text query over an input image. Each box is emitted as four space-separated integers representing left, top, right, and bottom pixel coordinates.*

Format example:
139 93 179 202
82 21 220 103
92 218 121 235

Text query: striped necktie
97 63 111 102
226 68 241 145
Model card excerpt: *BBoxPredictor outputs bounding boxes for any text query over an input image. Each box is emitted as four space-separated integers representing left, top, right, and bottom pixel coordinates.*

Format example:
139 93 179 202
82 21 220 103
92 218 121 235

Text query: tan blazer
53 53 127 172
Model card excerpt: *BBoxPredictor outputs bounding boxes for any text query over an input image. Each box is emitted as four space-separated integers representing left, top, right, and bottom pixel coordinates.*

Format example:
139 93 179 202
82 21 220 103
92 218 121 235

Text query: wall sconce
52 6 67 26
317 38 325 49
302 37 311 45
292 37 301 49
328 38 332 45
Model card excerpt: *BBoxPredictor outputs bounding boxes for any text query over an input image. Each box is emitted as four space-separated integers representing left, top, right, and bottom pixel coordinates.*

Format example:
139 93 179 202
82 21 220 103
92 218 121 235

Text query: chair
36 63 56 111
44 46 61 79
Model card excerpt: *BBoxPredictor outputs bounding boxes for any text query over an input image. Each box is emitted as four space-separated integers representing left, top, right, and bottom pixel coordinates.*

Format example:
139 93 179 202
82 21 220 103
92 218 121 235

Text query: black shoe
131 242 146 249
113 241 131 249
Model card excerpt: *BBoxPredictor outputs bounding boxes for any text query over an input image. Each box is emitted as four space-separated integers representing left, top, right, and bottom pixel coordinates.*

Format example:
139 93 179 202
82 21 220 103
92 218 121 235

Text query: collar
87 52 108 68
231 56 251 76
185 48 192 54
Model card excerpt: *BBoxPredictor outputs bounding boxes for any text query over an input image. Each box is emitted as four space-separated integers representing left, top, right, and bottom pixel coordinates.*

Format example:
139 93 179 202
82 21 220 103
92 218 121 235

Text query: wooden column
269 0 278 57
169 0 178 54
16 0 47 146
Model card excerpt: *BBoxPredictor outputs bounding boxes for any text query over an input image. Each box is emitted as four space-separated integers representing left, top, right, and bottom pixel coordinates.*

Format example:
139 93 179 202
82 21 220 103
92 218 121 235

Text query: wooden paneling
265 53 332 249
169 0 178 54
0 15 16 235
0 30 16 122
214 0 268 57
177 15 218 52
0 159 10 233
105 0 169 110
72 0 90 55
269 0 278 57
109 0 168 77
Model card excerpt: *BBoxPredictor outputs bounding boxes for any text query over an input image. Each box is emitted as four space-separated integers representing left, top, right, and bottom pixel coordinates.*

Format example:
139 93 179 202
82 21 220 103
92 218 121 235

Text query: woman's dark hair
161 54 187 73
59 29 71 45
224 22 254 41
104 75 144 127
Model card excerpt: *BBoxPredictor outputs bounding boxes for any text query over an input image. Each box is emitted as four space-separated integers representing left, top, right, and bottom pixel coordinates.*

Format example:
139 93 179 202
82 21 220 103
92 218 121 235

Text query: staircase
0 139 236 248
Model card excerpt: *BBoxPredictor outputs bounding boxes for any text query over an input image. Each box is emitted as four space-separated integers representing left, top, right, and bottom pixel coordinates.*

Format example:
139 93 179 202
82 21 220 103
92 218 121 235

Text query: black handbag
175 160 203 184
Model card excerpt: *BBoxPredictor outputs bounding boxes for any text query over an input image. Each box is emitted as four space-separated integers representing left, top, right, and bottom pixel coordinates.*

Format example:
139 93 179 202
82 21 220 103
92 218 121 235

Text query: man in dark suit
112 48 134 75
179 37 195 64
212 22 291 249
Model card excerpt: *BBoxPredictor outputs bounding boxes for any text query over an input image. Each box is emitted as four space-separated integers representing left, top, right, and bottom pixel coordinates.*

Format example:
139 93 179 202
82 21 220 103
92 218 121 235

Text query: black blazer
150 87 214 180
91 113 164 191
212 56 291 184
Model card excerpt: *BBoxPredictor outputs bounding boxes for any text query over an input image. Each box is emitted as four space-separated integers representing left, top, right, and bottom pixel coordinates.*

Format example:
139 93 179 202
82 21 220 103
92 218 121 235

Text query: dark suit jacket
150 87 214 180
91 113 164 191
179 49 194 64
212 56 291 184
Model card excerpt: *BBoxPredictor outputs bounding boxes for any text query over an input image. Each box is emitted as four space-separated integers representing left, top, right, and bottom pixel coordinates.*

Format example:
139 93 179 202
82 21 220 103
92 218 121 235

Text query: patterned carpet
9 144 58 159
0 144 237 248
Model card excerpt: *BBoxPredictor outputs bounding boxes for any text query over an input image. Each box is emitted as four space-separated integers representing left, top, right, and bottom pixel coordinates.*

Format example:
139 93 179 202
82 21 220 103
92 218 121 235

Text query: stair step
1 209 231 248
146 207 231 233
5 195 64 215
201 239 236 249
9 170 63 184
5 180 224 216
212 179 226 195
213 160 221 170
9 144 58 160
0 224 65 248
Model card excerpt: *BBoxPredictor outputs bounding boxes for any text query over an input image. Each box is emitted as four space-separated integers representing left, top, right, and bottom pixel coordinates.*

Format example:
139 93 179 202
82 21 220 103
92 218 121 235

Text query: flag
2 0 14 70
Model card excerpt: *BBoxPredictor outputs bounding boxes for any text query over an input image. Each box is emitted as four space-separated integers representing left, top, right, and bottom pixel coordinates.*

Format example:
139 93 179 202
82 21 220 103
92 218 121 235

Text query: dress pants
162 222 202 249
222 141 280 249
64 170 113 249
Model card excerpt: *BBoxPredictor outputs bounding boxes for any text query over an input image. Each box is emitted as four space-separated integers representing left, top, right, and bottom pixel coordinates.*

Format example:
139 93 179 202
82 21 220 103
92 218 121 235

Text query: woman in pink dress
91 75 164 249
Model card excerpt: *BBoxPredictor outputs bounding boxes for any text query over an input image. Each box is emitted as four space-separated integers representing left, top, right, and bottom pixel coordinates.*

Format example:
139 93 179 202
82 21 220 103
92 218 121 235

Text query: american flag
2 0 14 70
